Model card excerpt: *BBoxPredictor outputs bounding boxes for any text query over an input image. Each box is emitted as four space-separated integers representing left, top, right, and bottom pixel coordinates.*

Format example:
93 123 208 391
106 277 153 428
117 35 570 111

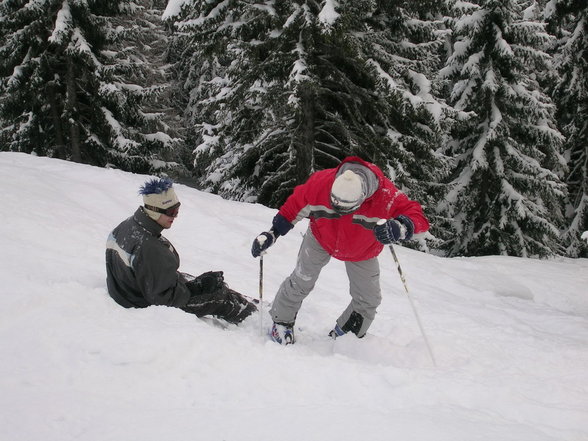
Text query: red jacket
278 157 429 261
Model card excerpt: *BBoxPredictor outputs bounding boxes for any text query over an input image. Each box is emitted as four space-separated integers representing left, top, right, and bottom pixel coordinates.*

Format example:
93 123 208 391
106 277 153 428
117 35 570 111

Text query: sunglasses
145 202 181 217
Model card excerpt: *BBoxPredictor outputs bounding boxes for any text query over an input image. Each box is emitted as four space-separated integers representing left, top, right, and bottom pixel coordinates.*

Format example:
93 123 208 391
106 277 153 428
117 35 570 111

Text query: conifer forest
1 0 586 258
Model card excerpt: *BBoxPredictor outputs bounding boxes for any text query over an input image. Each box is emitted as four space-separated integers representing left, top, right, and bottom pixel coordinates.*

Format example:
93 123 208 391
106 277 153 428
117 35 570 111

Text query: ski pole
388 244 437 367
259 255 264 335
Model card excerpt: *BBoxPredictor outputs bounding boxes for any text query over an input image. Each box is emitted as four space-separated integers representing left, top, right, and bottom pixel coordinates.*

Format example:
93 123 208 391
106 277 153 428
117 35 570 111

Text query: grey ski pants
269 228 382 337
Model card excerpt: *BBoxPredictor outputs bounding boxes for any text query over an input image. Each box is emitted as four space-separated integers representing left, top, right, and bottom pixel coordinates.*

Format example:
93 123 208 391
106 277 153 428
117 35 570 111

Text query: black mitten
251 231 277 257
373 215 414 244
187 271 224 296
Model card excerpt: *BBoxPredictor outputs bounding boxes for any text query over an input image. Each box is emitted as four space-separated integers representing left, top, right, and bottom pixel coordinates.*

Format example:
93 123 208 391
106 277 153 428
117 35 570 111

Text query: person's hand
199 271 224 293
251 231 276 257
374 215 414 244
187 271 224 296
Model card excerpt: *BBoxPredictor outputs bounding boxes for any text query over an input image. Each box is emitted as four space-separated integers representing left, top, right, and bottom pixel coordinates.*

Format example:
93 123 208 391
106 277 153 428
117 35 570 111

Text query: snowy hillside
1 152 587 441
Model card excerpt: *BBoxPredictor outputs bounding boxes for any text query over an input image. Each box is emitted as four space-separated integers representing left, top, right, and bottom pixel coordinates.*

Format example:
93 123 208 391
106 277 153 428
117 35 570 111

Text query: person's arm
252 173 323 257
373 180 430 245
277 172 325 227
387 191 430 234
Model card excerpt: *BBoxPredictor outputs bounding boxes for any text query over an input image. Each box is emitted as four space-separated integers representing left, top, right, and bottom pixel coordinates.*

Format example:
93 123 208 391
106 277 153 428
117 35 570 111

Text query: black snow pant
181 281 258 324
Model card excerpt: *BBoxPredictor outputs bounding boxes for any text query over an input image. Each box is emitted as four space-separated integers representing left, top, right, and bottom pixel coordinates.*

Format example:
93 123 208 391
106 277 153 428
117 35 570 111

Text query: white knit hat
330 170 365 213
139 178 180 221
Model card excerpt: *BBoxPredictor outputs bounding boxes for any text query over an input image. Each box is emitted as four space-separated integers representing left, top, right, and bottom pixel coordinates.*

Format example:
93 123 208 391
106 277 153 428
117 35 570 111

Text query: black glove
187 271 224 296
373 215 414 244
251 230 277 257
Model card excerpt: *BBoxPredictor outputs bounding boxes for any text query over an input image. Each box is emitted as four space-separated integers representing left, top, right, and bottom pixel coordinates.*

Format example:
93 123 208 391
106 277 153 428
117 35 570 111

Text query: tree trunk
296 82 314 184
46 82 66 159
66 56 82 163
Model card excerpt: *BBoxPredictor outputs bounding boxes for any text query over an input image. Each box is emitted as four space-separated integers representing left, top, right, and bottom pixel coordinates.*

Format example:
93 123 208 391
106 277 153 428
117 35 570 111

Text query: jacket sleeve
278 172 324 225
388 190 430 234
133 240 191 307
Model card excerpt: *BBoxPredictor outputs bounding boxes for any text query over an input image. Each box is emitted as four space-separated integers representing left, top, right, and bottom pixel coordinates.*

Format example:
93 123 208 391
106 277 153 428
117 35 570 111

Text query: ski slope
1 152 587 441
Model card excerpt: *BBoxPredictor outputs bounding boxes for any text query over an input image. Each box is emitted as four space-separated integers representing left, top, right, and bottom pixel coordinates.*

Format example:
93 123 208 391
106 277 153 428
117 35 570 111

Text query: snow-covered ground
1 152 587 441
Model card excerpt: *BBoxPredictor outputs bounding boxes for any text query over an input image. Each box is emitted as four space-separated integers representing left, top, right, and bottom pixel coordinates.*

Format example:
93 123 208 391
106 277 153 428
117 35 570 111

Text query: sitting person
106 177 257 324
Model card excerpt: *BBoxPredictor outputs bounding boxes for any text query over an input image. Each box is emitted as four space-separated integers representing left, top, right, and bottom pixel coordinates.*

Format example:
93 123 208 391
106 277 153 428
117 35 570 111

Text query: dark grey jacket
105 207 191 308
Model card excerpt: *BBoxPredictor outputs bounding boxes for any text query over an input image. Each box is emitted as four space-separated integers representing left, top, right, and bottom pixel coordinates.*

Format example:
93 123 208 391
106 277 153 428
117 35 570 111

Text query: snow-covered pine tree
167 0 447 210
164 0 281 202
0 0 176 173
110 0 190 175
438 0 567 257
546 0 588 257
359 0 452 246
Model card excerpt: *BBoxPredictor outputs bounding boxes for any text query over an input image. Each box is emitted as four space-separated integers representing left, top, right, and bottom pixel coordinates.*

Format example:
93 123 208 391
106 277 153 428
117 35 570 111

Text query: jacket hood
335 156 382 200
